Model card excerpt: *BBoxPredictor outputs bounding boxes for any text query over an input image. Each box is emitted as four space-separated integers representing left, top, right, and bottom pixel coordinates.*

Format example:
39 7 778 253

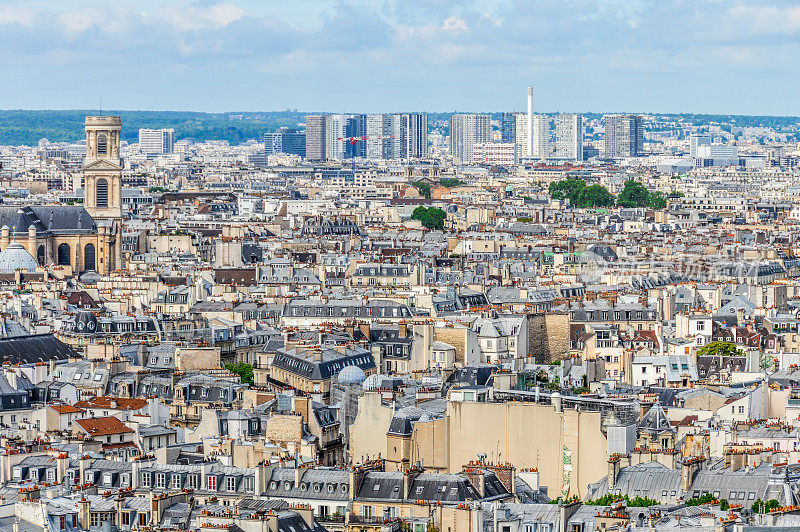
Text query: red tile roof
74 396 148 411
74 416 134 436
50 404 85 415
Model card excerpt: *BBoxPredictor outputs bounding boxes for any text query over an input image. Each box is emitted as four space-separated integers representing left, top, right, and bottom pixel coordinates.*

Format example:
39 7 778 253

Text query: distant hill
0 110 305 146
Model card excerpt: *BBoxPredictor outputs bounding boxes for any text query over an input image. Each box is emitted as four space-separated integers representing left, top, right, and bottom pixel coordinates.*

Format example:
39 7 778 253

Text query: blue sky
1 0 798 115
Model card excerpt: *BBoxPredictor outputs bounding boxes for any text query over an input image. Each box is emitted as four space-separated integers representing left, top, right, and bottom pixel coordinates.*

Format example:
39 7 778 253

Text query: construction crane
336 135 396 173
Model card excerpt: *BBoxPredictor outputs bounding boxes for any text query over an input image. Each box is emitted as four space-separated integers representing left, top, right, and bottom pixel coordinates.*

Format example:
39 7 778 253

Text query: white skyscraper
449 114 491 165
527 86 534 157
366 114 392 159
138 128 175 154
326 114 347 161
515 114 549 161
554 114 584 162
365 113 428 160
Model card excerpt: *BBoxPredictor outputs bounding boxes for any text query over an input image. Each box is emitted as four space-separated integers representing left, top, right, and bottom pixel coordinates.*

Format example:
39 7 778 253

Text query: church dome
0 242 38 273
363 373 386 391
338 365 367 386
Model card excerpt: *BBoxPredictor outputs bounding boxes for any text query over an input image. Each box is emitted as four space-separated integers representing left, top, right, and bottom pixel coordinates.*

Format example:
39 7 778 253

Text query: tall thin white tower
526 86 534 157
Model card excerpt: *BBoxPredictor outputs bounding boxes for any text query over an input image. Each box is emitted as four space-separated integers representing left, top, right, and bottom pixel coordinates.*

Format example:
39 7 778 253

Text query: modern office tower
515 114 549 160
344 115 367 159
390 113 408 161
554 114 584 162
500 112 518 144
366 114 392 159
138 128 174 154
326 114 348 161
364 113 428 160
305 115 327 161
603 114 644 158
689 133 713 157
405 113 428 159
264 127 306 157
449 114 491 165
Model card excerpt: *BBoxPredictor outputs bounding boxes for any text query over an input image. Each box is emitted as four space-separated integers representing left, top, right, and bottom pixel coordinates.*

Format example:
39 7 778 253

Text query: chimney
294 466 302 488
460 466 485 498
681 456 704 492
78 498 91 530
56 453 69 484
608 456 621 489
398 321 408 339
49 358 56 377
403 466 422 499
79 455 90 485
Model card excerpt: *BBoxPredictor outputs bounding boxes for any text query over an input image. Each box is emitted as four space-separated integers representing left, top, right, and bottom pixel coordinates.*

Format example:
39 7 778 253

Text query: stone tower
83 116 123 219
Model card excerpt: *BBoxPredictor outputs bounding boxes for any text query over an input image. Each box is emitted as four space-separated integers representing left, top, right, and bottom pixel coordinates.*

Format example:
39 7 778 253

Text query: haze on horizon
0 0 797 116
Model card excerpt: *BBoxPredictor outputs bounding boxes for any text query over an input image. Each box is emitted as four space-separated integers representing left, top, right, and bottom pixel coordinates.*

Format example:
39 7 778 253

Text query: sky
0 0 798 115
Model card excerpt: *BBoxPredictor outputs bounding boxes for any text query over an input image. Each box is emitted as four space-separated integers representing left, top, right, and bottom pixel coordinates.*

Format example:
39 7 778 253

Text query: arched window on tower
84 243 96 271
57 243 71 266
96 133 108 156
37 245 45 266
96 178 109 208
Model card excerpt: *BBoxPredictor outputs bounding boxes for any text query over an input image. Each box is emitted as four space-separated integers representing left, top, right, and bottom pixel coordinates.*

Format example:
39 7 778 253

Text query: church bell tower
83 116 123 219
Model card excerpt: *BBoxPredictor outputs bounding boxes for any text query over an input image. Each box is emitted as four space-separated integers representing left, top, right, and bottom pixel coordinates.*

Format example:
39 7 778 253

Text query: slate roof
0 206 98 235
0 334 76 365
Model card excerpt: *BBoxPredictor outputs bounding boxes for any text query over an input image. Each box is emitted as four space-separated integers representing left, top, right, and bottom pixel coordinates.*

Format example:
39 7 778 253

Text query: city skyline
1 1 799 115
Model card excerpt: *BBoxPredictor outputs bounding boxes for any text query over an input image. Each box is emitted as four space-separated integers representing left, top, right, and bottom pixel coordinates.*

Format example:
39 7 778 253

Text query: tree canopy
225 362 254 385
575 184 615 208
412 181 432 199
616 180 668 210
548 179 614 208
548 178 586 204
439 178 466 188
411 206 447 230
696 341 745 358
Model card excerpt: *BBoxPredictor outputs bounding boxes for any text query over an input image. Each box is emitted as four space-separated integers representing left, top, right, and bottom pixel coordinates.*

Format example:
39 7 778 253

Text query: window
227 477 236 491
171 475 181 489
207 476 217 490
141 473 151 488
156 473 166 489
103 473 112 485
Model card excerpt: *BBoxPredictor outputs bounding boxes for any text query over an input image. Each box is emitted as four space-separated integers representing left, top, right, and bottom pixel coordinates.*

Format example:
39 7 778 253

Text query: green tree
617 180 651 208
548 178 586 203
648 192 667 210
696 341 745 358
686 493 717 506
752 499 781 513
720 499 729 511
225 363 254 385
411 206 447 230
575 184 615 208
439 178 465 188
586 494 659 507
413 181 432 199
